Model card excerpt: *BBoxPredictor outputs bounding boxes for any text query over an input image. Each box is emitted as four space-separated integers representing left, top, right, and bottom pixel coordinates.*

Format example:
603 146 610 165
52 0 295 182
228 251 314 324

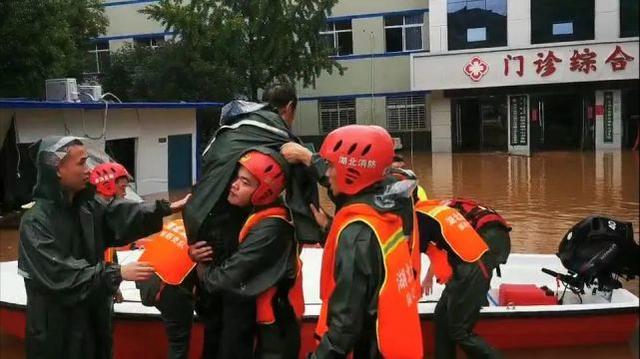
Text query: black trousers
434 261 500 359
255 294 300 359
157 285 195 359
198 292 256 359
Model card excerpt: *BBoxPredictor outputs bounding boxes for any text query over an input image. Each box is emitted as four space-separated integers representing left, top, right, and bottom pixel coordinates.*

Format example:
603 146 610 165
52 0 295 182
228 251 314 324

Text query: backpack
444 198 512 265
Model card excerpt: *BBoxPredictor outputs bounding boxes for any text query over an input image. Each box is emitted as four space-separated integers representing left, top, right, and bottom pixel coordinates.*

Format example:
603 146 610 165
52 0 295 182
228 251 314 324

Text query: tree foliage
101 42 238 102
141 0 344 100
0 0 108 98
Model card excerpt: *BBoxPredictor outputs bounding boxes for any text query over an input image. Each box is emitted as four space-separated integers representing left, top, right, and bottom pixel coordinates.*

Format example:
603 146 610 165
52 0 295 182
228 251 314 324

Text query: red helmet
90 162 130 197
319 125 394 195
238 151 286 206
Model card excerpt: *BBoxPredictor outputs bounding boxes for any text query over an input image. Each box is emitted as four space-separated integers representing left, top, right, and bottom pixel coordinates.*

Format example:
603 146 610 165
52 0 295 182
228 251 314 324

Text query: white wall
331 0 428 17
13 107 196 195
104 3 165 38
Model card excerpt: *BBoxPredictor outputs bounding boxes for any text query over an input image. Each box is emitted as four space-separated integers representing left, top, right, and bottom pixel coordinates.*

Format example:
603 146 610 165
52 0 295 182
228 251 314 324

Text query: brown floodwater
1 151 639 358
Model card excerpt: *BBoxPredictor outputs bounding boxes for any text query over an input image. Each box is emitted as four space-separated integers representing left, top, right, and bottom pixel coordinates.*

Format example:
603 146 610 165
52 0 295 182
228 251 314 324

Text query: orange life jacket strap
104 248 115 263
239 206 304 325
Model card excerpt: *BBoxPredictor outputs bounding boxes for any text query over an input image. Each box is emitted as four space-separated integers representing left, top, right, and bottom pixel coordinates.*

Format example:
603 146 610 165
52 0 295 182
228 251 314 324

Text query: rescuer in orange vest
416 199 510 359
189 149 303 359
90 162 192 359
290 125 423 359
92 162 132 304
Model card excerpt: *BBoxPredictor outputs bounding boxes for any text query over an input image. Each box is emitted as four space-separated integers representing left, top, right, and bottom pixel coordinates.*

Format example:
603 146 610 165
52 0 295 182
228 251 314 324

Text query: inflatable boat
1 248 638 358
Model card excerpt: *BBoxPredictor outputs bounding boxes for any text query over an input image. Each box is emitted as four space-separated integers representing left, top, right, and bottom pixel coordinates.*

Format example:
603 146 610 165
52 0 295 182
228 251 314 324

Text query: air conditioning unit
78 84 103 102
45 78 79 102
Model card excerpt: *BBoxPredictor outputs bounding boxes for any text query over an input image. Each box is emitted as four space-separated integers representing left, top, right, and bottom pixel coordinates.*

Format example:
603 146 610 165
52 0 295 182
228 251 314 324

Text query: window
320 21 353 56
386 95 426 131
319 99 356 133
531 0 594 44
447 0 507 50
134 35 165 49
384 14 424 52
85 41 110 74
620 0 639 37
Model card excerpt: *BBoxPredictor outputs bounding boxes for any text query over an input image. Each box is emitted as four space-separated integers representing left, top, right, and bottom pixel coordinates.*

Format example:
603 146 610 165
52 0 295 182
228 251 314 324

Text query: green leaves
101 41 238 102
139 0 344 100
0 0 108 98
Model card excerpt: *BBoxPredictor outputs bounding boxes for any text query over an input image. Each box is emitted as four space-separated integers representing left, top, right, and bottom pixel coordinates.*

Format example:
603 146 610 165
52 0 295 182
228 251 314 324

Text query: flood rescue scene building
1 0 639 358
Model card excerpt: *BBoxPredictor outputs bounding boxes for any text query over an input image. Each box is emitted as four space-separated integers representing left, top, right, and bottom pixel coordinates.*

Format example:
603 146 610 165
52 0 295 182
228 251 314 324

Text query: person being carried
185 82 321 359
189 150 303 359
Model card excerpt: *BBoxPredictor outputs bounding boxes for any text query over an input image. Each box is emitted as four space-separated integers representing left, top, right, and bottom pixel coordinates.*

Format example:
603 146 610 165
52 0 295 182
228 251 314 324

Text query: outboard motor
543 216 639 300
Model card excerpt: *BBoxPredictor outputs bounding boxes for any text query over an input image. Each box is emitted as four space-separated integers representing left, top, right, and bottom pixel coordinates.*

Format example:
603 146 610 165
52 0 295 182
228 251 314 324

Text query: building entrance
452 96 508 152
530 93 594 151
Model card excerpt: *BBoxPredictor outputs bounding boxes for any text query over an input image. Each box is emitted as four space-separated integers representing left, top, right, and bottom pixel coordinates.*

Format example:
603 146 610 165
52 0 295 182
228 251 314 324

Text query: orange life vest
316 203 423 359
138 219 196 285
415 200 489 284
238 207 304 325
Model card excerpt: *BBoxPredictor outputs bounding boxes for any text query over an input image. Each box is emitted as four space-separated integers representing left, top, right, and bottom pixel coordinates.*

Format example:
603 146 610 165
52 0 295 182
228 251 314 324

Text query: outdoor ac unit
78 84 103 102
45 78 79 102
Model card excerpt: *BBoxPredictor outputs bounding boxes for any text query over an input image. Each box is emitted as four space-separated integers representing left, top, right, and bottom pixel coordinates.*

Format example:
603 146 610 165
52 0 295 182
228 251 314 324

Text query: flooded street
2 151 638 358
406 150 639 255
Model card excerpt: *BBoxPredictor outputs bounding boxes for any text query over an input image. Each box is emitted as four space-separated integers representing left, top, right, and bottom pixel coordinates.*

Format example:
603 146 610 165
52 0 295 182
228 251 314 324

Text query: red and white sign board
412 41 639 91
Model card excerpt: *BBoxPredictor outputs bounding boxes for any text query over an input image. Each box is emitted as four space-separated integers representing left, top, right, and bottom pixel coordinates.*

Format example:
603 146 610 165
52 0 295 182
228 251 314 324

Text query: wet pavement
1 150 638 358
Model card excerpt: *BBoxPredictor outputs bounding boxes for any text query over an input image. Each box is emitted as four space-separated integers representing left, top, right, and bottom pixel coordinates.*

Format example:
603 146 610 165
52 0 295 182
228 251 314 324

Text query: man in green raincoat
18 136 163 359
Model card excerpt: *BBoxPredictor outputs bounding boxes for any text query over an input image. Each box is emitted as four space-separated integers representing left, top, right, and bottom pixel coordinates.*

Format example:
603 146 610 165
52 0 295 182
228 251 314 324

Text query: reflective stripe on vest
238 207 304 324
416 200 489 284
416 186 428 201
316 203 423 359
138 219 195 285
104 248 116 263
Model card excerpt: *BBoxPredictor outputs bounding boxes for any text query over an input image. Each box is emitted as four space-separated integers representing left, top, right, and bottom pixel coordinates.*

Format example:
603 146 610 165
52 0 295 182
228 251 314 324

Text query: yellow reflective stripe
417 186 428 201
382 229 405 256
426 205 449 218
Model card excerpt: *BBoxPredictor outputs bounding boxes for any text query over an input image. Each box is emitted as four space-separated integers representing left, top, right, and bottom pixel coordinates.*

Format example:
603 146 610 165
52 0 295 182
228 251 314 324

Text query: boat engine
542 216 639 299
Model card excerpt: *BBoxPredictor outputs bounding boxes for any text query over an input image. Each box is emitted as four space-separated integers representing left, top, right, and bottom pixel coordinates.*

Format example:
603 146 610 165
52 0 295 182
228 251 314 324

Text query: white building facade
413 0 639 154
96 0 434 149
94 0 639 153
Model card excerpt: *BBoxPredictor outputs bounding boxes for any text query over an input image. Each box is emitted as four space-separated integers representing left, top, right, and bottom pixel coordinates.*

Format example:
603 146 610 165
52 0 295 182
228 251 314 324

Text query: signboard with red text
412 41 639 91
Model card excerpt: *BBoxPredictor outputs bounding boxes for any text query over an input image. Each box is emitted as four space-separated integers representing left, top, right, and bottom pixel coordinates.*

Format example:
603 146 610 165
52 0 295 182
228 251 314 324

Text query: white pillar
507 0 531 47
594 0 620 41
428 0 448 53
430 90 452 152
